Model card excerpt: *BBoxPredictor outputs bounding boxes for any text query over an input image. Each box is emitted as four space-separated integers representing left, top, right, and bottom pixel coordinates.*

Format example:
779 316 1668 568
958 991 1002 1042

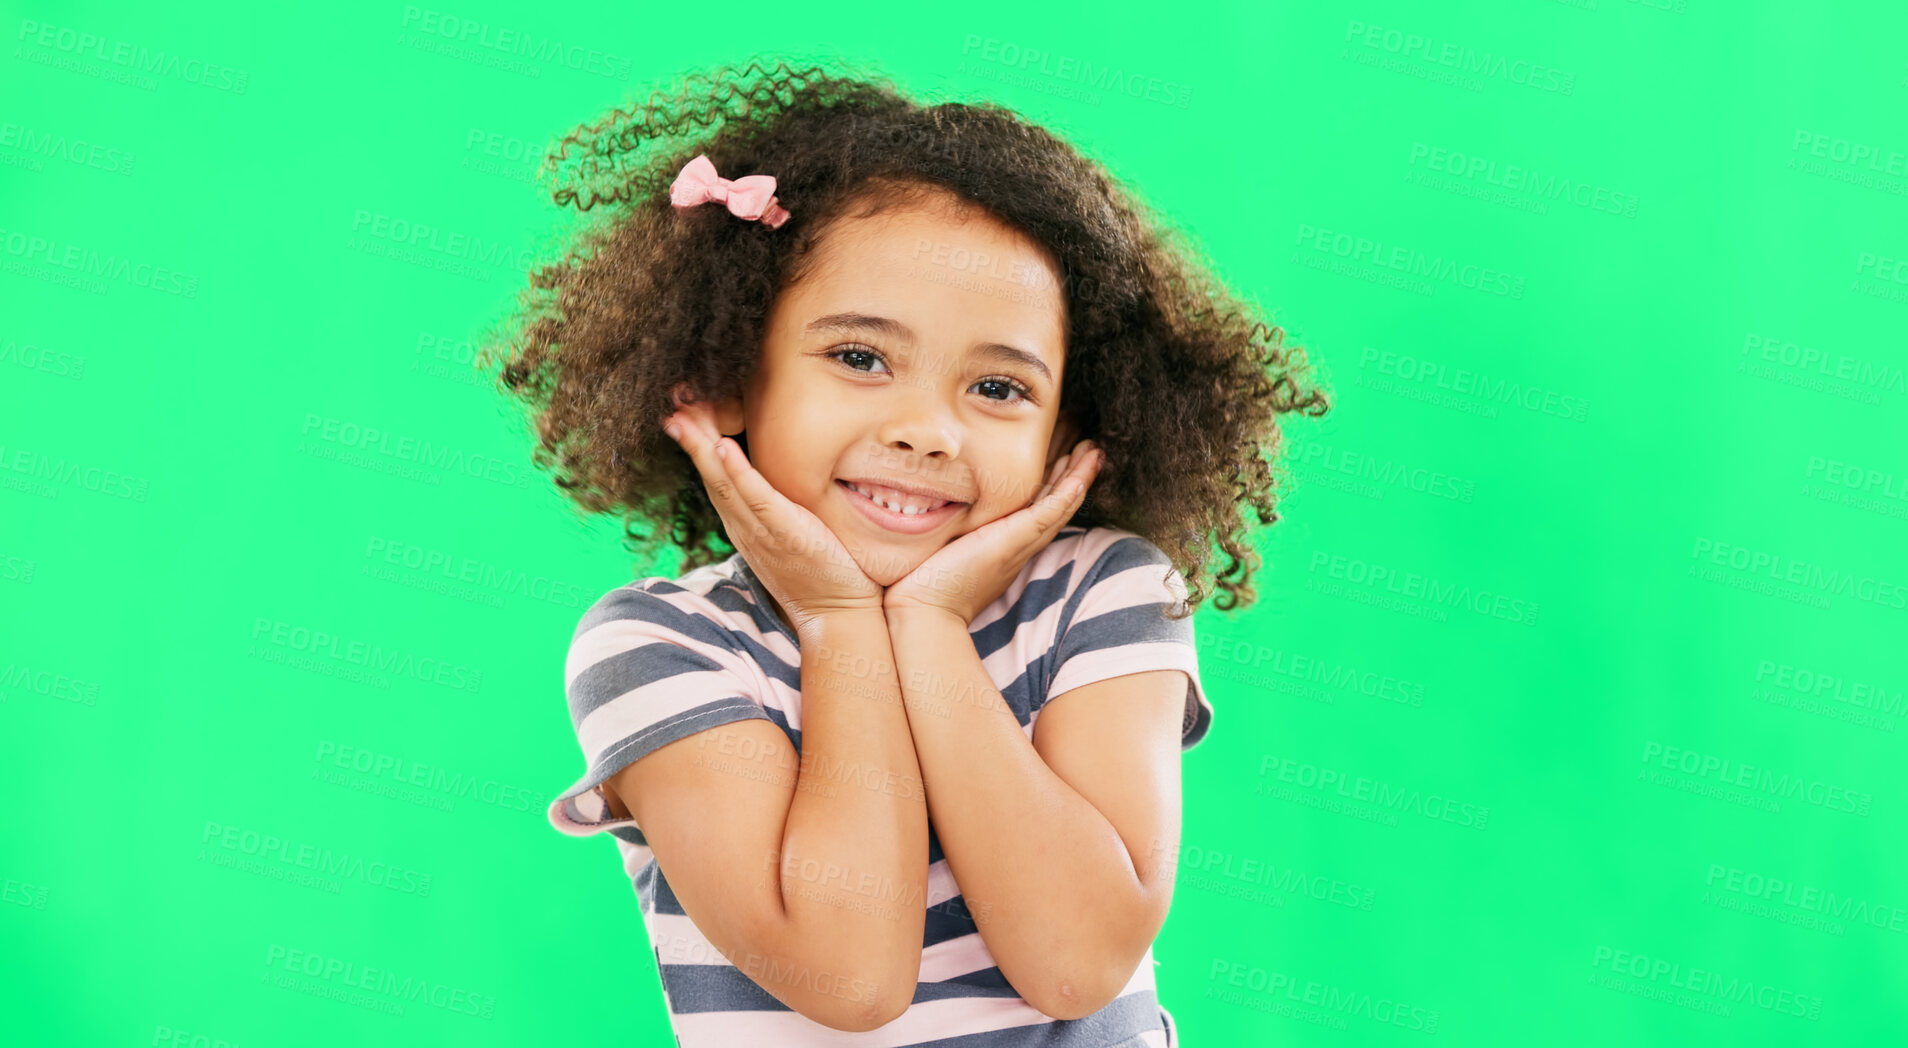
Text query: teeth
848 481 949 515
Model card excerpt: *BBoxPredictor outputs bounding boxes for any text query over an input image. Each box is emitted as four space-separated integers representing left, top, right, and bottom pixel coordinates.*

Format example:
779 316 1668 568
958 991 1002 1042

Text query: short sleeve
546 584 774 839
1044 532 1214 750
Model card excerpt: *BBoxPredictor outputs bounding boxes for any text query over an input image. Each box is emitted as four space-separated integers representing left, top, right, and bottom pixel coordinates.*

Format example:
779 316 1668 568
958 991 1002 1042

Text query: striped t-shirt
548 524 1212 1047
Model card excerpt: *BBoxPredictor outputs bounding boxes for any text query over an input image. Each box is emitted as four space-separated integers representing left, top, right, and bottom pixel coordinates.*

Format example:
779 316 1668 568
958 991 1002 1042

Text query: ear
713 394 746 437
1044 410 1081 468
670 381 748 438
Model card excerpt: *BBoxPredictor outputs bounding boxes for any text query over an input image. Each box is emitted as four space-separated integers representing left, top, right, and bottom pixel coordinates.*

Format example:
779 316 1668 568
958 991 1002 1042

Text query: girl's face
709 195 1077 588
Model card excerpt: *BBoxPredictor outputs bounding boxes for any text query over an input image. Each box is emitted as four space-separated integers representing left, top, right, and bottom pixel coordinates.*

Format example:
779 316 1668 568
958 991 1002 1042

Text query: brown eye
827 345 890 374
973 377 1033 404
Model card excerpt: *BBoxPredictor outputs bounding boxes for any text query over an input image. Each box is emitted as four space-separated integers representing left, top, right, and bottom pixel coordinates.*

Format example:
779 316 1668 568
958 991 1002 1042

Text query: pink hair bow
669 154 791 229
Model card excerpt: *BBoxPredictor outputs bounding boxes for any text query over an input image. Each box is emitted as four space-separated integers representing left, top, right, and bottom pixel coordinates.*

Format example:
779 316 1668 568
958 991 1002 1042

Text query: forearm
884 605 1154 1018
778 608 929 1002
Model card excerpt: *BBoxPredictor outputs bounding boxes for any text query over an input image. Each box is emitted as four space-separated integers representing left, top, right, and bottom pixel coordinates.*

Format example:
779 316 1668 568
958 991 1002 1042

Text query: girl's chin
847 539 937 585
832 529 959 586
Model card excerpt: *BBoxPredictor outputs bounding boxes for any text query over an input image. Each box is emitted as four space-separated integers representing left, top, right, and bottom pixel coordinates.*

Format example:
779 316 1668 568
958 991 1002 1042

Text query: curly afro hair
476 58 1332 618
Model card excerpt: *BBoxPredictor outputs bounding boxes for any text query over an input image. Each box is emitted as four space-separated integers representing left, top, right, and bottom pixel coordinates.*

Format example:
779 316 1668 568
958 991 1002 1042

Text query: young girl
483 60 1330 1047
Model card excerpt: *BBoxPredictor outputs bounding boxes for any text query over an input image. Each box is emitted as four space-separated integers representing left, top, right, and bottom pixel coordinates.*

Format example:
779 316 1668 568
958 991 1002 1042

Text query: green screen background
4 1 1904 1044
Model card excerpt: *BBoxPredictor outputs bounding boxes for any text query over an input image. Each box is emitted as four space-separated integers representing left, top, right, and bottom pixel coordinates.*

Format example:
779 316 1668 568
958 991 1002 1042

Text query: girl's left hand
884 440 1104 624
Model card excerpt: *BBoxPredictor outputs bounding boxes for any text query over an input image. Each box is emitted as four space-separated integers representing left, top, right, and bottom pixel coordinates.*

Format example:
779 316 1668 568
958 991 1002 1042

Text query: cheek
741 428 816 503
749 392 837 478
978 453 1047 510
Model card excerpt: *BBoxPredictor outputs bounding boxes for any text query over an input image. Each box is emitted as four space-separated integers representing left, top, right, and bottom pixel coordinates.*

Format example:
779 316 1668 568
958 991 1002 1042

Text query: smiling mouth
837 479 965 515
835 479 968 532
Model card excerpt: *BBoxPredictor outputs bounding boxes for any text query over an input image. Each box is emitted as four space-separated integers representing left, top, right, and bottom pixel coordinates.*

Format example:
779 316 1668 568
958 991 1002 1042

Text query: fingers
662 403 724 485
1048 440 1101 503
1024 441 1100 541
713 436 780 519
665 395 723 451
1036 453 1070 502
663 403 817 560
662 403 760 534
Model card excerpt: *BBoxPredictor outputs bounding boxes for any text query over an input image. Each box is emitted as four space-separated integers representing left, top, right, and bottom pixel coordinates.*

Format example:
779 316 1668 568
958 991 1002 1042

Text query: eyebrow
803 311 1055 385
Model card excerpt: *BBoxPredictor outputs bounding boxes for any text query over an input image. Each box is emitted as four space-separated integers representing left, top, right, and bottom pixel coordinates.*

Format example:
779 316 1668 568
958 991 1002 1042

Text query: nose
875 387 962 461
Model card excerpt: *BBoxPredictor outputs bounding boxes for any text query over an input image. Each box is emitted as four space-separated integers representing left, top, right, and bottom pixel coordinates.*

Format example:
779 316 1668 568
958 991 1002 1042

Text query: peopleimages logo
263 944 496 1020
249 616 483 693
1407 143 1638 217
396 6 631 80
1206 959 1440 1034
313 740 535 813
1742 334 1906 398
1640 742 1873 815
0 227 198 297
1753 660 1905 718
1706 864 1908 935
1358 347 1589 422
958 34 1194 109
1196 632 1428 708
1307 549 1542 627
0 121 136 176
1258 755 1490 829
15 19 251 93
1343 20 1575 95
1293 223 1526 299
1792 131 1908 176
1152 841 1377 911
200 822 433 896
349 210 536 272
1285 435 1477 502
299 414 533 490
1589 945 1822 1020
1689 537 1908 612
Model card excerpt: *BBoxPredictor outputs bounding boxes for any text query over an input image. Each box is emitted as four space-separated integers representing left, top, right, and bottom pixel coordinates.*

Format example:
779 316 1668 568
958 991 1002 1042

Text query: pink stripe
1046 642 1202 712
552 529 1192 1044
669 994 1052 1047
916 931 996 981
568 582 805 725
574 669 764 759
565 592 747 688
670 984 1164 1048
646 912 728 966
978 591 1070 681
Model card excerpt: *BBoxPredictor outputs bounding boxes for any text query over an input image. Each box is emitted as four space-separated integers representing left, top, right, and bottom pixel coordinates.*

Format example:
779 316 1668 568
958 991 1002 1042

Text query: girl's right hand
663 394 885 632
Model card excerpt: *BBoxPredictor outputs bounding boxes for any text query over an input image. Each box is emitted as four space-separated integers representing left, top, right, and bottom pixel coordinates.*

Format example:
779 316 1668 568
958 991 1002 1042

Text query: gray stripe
645 850 965 922
567 633 799 744
574 583 736 650
657 961 792 1013
1038 534 1211 751
584 697 777 787
971 551 1079 659
658 959 1020 1009
717 558 798 645
893 990 1164 1047
1182 691 1213 750
568 634 733 727
1049 600 1193 678
654 962 1165 1048
566 579 801 732
703 563 808 693
909 968 1016 1000
549 696 775 846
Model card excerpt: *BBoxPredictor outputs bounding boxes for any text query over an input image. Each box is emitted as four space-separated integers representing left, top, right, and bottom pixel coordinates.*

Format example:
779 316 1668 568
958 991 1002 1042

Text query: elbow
1028 979 1116 1023
756 907 922 1031
826 1001 907 1034
1026 965 1131 1023
1025 924 1158 1022
813 981 911 1032
804 961 917 1032
1016 883 1172 1021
